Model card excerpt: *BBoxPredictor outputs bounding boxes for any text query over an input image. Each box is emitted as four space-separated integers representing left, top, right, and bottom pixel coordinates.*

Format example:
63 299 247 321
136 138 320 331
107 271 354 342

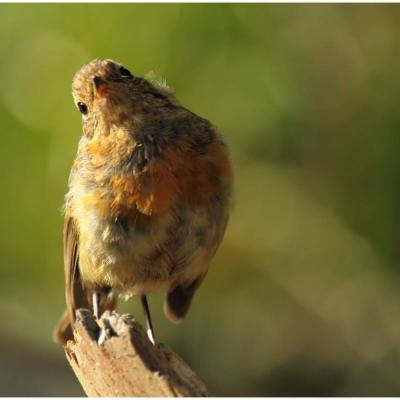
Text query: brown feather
64 212 88 323
164 276 205 323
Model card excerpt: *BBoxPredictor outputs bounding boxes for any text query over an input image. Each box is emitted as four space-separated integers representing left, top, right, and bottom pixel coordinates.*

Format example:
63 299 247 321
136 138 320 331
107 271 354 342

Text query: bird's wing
53 211 116 345
164 275 206 323
63 211 90 325
52 212 88 344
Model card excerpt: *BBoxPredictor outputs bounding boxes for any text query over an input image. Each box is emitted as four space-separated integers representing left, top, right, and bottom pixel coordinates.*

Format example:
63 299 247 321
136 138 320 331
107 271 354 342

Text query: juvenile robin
53 59 233 345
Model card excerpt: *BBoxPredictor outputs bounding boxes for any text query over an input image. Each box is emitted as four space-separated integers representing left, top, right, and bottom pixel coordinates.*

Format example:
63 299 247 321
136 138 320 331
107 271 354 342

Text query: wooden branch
64 309 209 397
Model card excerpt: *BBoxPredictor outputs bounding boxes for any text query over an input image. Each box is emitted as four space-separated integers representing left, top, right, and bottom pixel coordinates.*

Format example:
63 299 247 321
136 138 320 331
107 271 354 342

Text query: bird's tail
53 309 74 345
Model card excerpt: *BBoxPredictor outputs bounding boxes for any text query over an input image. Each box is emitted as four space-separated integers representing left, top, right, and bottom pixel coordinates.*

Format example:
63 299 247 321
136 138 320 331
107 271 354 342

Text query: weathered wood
64 309 209 397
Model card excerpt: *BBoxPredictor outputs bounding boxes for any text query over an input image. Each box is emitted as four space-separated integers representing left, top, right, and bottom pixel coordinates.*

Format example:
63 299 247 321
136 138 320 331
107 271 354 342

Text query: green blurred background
1 3 400 396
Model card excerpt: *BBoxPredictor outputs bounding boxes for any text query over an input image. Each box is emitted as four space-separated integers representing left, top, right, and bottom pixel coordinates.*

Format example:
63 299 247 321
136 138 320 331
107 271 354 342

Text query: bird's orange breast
84 132 232 223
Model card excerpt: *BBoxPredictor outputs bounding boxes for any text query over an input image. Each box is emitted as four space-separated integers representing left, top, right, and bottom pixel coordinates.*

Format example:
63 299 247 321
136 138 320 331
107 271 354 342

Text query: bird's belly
76 202 217 297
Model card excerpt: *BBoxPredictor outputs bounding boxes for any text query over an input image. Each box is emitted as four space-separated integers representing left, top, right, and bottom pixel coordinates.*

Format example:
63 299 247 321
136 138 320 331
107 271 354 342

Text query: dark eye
119 66 133 78
77 102 88 115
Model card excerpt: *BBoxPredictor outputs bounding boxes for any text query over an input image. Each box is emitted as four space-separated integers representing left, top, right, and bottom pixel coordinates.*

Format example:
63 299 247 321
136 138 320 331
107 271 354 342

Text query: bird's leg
141 295 156 344
92 291 99 319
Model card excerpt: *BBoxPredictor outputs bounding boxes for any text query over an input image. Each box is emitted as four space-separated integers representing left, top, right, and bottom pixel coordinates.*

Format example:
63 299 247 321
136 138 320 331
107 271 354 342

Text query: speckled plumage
54 59 233 345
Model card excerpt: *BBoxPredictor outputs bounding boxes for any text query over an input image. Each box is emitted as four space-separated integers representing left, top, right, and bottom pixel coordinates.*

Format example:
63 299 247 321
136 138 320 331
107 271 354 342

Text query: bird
53 58 233 345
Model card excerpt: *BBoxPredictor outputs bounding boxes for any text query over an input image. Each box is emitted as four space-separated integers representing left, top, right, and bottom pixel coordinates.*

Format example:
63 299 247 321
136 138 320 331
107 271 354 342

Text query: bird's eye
77 102 88 115
119 66 133 78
